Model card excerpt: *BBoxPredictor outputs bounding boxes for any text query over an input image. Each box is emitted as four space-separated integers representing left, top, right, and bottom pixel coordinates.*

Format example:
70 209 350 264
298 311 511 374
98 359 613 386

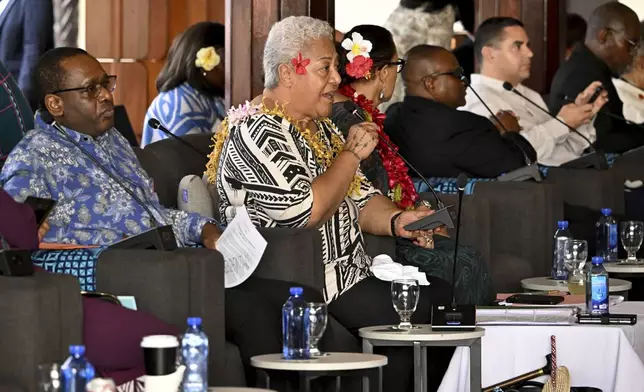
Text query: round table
250 352 387 392
603 262 644 274
521 276 632 295
359 325 485 392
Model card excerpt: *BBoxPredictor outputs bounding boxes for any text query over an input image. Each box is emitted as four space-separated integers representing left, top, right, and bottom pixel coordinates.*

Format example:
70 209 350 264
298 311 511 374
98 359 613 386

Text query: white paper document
216 207 267 288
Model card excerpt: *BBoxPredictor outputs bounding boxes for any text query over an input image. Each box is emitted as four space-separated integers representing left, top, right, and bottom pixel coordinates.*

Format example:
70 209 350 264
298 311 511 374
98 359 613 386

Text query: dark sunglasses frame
51 75 118 97
386 59 406 73
427 67 465 80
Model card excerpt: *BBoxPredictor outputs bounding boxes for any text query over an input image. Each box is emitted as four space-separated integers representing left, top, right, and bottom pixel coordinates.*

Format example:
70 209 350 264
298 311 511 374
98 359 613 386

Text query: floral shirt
0 117 211 246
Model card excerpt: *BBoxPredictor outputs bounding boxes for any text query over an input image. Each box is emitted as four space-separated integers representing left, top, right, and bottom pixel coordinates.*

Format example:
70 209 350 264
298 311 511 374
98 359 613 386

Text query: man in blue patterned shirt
0 47 221 248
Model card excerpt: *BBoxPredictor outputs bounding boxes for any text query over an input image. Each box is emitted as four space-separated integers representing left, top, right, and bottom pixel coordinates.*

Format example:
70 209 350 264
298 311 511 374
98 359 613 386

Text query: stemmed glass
307 302 328 357
620 221 644 263
391 279 420 330
37 363 61 392
564 239 588 295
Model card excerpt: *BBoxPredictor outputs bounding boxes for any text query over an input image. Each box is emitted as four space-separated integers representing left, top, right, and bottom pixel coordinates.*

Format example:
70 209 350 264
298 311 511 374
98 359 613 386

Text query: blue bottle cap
187 317 202 327
289 287 303 296
69 345 85 356
557 221 568 229
601 208 612 216
592 256 604 264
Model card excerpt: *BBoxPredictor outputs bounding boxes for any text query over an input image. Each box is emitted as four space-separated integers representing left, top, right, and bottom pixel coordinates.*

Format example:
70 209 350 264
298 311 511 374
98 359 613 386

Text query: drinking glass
564 239 588 295
391 279 420 330
37 363 61 392
621 221 644 263
307 302 328 357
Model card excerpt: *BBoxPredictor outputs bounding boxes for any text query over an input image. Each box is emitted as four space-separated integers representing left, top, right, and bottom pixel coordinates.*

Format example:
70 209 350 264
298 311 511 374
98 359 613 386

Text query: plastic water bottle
596 208 618 262
552 221 572 280
586 256 610 315
282 287 310 360
60 345 95 392
181 317 209 392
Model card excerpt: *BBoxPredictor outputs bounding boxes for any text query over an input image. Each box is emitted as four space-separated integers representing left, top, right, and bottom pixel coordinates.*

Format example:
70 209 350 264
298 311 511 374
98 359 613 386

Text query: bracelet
343 149 361 162
390 211 403 237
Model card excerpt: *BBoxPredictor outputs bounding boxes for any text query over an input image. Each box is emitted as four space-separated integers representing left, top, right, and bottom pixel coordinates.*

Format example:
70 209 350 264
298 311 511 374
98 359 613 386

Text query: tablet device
403 205 454 231
23 196 57 227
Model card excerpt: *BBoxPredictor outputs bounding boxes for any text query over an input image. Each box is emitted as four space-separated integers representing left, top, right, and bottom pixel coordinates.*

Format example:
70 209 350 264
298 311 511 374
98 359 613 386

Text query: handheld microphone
351 109 454 229
431 173 475 331
147 118 210 158
466 82 542 182
39 111 178 250
502 82 596 150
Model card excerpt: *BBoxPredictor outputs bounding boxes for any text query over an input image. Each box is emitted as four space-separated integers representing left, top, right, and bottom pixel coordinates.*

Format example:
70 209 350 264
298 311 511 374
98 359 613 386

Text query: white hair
263 16 334 89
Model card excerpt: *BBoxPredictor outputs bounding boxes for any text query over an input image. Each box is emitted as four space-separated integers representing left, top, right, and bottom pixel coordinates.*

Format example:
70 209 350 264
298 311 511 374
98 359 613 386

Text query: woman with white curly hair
208 15 453 391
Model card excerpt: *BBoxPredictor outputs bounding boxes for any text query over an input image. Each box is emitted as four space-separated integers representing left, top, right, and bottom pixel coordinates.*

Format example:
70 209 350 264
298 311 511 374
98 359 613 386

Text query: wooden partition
83 0 225 141
474 0 566 94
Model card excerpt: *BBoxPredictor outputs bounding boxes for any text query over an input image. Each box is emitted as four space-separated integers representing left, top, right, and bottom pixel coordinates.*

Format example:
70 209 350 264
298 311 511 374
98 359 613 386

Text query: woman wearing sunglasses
330 25 492 305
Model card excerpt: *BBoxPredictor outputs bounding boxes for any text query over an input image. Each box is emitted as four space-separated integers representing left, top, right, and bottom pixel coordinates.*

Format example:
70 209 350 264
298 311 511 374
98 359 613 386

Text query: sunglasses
607 28 640 54
427 67 465 80
386 59 406 73
51 75 117 100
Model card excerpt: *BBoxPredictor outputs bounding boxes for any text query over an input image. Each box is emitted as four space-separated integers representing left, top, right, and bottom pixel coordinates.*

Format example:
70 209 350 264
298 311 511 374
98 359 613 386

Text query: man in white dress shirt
461 17 608 167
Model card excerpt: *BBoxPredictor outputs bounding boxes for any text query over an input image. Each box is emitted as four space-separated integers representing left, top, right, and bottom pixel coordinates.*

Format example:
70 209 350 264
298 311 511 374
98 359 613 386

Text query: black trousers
328 276 454 392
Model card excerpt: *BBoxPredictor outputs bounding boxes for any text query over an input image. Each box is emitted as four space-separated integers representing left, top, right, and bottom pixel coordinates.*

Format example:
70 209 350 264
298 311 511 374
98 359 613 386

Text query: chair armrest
363 233 395 258
95 248 225 386
254 228 324 291
0 271 82 392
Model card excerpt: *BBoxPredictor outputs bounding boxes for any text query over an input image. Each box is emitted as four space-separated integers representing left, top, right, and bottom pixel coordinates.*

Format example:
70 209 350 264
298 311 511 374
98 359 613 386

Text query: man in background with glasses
384 44 535 178
462 17 607 167
550 2 644 154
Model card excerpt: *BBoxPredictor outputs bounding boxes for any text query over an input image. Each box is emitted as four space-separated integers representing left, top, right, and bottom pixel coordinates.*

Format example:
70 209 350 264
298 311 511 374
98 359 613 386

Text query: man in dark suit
384 44 535 178
0 0 54 110
550 2 644 153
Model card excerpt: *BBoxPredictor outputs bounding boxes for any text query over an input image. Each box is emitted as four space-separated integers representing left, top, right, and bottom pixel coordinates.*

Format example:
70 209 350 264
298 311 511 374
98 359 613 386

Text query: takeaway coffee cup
140 335 179 376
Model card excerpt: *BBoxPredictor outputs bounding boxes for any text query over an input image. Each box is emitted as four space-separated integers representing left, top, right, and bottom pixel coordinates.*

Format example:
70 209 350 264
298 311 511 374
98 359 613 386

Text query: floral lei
205 99 366 197
339 84 418 209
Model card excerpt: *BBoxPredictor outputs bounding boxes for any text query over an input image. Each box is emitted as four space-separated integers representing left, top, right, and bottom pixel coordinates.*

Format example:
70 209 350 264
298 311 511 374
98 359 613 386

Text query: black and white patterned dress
216 111 380 302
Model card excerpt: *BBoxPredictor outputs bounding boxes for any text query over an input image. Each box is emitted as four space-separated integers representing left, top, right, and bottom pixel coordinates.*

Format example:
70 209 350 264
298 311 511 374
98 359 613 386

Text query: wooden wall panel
85 0 114 58
499 0 521 19
310 0 334 25
520 0 545 92
148 0 170 60
122 0 149 59
107 62 149 135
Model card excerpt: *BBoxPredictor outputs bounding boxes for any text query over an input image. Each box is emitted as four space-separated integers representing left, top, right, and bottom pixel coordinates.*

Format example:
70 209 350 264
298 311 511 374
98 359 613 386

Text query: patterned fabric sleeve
159 207 212 245
223 114 314 228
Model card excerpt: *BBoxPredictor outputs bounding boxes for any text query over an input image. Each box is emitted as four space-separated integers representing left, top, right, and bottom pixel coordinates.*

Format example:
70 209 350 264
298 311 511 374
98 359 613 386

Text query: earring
203 71 207 76
379 88 385 100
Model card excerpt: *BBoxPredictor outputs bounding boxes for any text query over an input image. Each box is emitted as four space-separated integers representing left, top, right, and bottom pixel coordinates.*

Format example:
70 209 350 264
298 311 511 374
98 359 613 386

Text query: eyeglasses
387 59 406 73
51 75 117 99
427 67 465 80
607 28 640 54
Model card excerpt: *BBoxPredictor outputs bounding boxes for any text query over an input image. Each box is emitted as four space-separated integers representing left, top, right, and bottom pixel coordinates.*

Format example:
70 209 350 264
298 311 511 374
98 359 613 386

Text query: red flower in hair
345 55 373 79
291 53 311 75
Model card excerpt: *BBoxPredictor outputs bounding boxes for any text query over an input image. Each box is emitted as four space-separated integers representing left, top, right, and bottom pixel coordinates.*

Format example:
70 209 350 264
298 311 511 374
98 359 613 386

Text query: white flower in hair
195 46 221 71
341 32 373 62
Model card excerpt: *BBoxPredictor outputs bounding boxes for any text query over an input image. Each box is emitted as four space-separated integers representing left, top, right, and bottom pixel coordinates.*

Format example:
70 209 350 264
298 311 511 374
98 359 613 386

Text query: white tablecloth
438 302 644 392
